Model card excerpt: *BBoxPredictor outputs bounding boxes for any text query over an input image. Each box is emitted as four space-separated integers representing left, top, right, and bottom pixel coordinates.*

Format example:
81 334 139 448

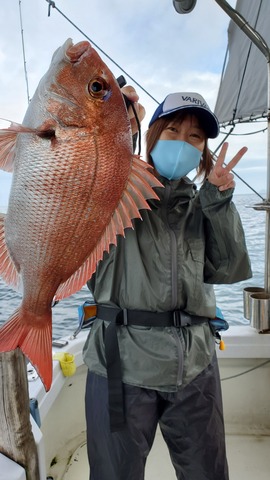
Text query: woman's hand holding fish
121 86 146 134
208 142 248 191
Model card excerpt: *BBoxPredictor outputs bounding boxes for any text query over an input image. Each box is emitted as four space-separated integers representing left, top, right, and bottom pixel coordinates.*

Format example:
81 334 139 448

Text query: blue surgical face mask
150 140 202 180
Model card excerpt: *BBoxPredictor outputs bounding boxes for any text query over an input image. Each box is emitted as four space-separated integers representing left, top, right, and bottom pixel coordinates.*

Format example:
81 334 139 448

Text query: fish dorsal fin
54 156 162 301
0 213 20 288
0 122 39 172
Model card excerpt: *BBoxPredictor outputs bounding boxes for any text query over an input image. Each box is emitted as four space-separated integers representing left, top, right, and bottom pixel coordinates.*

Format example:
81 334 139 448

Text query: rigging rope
220 126 268 136
213 128 265 202
221 359 270 382
43 0 265 200
18 0 30 104
45 0 159 105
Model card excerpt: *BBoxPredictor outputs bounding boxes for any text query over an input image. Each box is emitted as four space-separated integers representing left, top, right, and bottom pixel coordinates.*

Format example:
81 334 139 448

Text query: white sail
214 0 270 125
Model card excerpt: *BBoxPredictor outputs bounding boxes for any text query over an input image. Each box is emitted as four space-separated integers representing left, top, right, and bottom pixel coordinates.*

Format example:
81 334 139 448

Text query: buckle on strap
115 308 128 326
173 310 192 327
123 309 128 326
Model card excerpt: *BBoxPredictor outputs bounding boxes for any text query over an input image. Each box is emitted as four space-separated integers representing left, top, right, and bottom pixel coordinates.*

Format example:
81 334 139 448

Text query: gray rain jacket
83 177 252 390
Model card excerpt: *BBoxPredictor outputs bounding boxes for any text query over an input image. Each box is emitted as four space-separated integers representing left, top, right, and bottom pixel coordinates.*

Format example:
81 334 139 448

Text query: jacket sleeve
199 180 252 284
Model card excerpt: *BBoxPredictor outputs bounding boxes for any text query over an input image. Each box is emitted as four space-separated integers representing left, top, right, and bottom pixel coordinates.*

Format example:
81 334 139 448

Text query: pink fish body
0 39 161 390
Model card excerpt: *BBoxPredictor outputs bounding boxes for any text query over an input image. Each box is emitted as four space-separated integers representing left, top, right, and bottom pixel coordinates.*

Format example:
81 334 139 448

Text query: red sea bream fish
0 39 161 390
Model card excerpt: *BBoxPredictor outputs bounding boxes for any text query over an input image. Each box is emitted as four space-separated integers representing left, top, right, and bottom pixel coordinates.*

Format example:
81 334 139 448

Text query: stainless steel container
243 286 265 320
250 292 270 332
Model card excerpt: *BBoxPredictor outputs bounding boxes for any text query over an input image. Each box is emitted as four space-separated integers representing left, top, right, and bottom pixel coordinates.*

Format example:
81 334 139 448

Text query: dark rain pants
85 353 229 480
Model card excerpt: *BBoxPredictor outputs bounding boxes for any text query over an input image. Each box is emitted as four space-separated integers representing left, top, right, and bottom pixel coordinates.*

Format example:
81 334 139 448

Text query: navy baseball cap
149 92 219 138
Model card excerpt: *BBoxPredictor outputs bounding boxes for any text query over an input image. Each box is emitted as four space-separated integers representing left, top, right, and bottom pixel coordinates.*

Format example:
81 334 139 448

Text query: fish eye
88 77 109 99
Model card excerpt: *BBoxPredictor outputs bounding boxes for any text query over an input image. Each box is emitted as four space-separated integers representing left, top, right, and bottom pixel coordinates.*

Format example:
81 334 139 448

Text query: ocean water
0 194 266 339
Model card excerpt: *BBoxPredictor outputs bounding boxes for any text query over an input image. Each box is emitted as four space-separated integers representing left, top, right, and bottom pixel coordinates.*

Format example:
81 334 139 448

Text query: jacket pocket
187 238 205 264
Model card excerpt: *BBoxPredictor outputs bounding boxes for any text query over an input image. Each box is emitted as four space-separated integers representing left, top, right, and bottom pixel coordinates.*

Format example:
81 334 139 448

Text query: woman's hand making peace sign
208 142 248 191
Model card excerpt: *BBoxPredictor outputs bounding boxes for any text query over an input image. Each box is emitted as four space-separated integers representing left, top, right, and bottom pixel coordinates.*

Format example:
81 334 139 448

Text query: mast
265 64 270 291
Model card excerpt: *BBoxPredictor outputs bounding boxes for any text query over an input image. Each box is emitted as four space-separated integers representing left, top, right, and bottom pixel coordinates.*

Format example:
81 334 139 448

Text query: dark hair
145 110 214 181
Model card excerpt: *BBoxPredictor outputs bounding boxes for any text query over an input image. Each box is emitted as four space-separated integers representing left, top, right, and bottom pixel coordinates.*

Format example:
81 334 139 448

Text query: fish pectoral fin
0 121 41 172
0 126 18 172
0 213 20 288
0 307 53 392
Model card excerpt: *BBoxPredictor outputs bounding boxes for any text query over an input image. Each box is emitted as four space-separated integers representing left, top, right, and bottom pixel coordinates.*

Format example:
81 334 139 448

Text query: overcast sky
0 0 267 206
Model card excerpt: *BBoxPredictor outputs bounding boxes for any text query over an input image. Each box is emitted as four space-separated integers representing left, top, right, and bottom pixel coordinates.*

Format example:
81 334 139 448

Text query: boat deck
63 430 270 480
42 328 270 480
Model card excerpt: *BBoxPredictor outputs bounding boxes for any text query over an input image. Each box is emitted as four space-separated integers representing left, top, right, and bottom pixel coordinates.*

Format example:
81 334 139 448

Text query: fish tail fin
0 307 53 391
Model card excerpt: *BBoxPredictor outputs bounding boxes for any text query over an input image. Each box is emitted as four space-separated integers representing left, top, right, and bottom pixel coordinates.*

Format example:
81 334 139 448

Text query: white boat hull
1 325 270 480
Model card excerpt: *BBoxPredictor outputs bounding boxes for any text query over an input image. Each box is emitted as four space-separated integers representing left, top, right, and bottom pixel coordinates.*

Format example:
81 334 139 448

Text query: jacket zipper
162 183 184 387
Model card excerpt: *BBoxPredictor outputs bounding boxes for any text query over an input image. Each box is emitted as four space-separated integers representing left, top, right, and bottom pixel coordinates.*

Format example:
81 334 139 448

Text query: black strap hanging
104 312 126 432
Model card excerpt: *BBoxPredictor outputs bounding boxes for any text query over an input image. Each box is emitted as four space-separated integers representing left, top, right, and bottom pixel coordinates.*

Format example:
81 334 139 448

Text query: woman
83 88 252 480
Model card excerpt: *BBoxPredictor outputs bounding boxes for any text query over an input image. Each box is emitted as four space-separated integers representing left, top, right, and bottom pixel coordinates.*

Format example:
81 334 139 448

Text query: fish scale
0 38 162 390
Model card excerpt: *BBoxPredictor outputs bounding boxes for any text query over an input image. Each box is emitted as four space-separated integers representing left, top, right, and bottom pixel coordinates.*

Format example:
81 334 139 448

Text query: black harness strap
104 311 126 432
98 305 207 328
100 305 209 432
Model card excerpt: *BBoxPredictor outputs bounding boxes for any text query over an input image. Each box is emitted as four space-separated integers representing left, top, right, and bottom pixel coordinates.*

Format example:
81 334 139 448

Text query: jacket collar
154 175 197 206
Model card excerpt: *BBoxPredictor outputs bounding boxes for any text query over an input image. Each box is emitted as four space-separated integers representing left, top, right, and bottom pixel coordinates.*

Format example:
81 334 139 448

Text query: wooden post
0 349 40 480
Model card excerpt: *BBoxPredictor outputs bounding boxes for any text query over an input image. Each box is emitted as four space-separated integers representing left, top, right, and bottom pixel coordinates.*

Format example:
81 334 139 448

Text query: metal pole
214 0 270 61
264 60 270 291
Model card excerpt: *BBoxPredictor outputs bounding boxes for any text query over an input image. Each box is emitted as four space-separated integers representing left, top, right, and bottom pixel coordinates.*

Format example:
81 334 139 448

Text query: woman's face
159 114 206 152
